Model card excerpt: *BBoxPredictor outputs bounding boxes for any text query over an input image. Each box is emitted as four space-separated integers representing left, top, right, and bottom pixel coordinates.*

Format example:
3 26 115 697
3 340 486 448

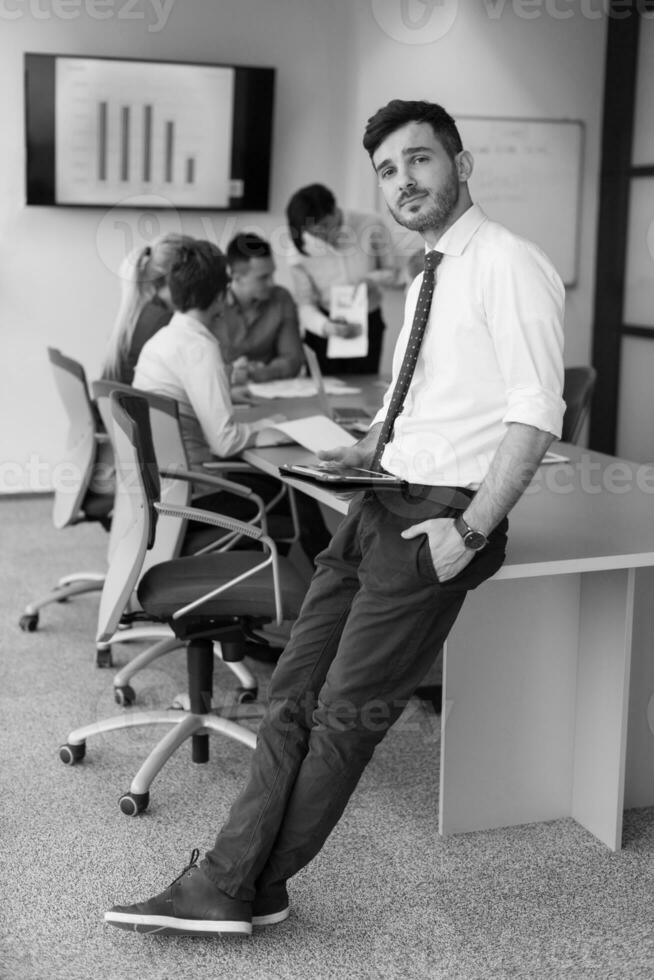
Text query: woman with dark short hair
285 183 398 375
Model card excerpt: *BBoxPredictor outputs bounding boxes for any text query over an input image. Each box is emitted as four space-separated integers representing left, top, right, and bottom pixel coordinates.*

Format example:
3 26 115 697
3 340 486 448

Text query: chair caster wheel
59 742 86 765
236 687 258 704
114 685 135 707
119 791 149 816
96 647 113 669
170 693 190 711
19 613 39 632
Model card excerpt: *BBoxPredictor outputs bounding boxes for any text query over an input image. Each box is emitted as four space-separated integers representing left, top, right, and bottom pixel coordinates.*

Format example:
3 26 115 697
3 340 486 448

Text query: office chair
91 380 298 704
561 366 597 444
59 391 308 815
18 349 114 634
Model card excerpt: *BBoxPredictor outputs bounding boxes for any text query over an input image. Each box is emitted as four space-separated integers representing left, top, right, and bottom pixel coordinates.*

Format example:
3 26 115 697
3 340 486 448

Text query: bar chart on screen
54 58 234 207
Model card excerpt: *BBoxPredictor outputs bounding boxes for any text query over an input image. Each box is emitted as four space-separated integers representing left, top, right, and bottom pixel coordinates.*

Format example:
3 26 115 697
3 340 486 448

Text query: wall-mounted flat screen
24 53 275 211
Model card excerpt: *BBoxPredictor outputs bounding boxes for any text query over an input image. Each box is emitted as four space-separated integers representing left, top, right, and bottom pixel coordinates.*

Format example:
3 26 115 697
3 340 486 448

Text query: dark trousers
303 309 386 375
202 488 508 900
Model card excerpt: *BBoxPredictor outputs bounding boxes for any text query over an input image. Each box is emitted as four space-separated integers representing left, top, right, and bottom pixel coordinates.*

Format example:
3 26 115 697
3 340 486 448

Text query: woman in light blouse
285 184 398 374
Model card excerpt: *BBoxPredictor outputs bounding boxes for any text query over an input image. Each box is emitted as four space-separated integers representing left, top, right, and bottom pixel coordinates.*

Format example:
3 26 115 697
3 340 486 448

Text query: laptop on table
302 344 373 430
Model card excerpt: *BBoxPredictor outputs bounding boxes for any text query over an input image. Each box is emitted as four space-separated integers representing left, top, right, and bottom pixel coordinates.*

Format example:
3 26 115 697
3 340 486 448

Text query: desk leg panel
440 575 581 837
624 565 654 809
571 568 634 851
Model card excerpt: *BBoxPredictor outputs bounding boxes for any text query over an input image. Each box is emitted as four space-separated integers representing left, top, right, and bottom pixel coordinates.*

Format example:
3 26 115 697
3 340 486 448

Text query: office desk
242 395 654 850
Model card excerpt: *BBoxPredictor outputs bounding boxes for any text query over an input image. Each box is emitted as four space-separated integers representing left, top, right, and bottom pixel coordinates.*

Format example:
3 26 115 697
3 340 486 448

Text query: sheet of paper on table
541 450 570 464
271 414 357 454
327 283 369 359
247 378 362 399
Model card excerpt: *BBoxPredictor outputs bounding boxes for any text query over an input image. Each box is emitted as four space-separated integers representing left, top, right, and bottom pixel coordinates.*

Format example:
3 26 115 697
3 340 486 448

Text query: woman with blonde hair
101 232 195 383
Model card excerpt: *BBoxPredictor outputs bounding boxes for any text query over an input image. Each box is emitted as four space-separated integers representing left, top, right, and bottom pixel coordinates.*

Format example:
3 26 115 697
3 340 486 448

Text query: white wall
340 0 607 374
0 0 351 493
0 0 607 492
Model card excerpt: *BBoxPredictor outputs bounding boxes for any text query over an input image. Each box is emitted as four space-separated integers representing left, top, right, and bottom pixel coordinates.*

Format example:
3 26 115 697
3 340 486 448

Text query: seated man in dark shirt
212 233 304 384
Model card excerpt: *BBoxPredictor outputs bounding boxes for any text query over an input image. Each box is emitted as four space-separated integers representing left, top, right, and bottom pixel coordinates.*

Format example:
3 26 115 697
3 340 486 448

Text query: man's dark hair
226 233 272 269
168 240 229 312
362 100 463 162
286 183 336 255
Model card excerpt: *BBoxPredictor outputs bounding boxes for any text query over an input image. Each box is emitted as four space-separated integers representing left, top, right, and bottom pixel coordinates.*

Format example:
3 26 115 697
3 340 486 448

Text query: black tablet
278 463 404 488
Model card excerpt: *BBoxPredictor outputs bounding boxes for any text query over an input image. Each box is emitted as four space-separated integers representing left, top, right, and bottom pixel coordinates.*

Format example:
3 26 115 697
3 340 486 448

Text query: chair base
59 637 258 813
107 632 258 704
60 709 256 813
20 573 106 631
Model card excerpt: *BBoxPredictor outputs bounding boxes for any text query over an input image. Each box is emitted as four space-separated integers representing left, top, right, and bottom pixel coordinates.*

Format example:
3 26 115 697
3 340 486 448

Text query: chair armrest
159 465 266 533
202 460 253 472
154 501 266 541
159 466 253 499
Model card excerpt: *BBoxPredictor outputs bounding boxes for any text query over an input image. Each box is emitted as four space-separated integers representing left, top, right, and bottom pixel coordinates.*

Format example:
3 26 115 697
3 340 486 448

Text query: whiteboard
457 117 584 285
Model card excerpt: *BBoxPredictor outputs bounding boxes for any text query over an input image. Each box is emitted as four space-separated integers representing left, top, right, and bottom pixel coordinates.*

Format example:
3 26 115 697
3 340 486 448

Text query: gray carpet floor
1 496 653 980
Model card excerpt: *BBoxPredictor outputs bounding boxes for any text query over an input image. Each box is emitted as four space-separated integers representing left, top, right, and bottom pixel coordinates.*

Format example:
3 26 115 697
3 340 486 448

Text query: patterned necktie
370 249 444 472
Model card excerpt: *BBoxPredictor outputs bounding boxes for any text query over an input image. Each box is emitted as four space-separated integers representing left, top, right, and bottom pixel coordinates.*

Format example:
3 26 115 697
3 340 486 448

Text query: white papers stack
327 284 369 359
247 378 361 399
541 450 570 465
271 415 357 453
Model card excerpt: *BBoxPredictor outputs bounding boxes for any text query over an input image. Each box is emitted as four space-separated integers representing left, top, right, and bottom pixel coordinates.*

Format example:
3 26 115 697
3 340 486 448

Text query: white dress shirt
372 204 566 489
133 311 274 466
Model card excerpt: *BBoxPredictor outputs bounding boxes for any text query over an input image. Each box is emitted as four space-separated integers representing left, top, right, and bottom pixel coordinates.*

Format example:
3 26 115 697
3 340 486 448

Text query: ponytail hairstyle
101 232 195 380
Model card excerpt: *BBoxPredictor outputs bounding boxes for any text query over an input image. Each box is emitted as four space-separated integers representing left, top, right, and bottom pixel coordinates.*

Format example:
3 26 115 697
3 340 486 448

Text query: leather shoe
105 850 252 936
252 885 290 926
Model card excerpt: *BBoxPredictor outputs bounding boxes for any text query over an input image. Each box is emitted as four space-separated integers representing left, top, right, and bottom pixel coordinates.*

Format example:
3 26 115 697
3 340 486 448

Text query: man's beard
389 172 459 233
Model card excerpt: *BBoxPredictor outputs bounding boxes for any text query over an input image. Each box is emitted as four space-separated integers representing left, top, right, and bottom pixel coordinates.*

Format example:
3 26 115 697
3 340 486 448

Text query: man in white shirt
133 239 332 564
106 101 565 938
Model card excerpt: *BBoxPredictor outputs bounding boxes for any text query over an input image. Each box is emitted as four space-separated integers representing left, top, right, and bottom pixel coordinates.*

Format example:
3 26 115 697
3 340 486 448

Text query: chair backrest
91 380 138 565
91 380 191 572
561 366 597 444
96 391 159 642
48 347 98 530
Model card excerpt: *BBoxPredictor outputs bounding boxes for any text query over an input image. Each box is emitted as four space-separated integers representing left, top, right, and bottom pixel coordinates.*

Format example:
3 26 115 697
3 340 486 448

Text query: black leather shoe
104 850 252 936
252 885 290 927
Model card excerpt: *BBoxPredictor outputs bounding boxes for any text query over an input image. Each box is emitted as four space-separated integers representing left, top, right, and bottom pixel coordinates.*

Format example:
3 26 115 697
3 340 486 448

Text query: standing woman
285 184 398 374
101 232 195 383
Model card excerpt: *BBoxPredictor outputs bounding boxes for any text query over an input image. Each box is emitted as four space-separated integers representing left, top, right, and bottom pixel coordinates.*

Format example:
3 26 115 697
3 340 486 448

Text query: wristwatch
454 514 488 552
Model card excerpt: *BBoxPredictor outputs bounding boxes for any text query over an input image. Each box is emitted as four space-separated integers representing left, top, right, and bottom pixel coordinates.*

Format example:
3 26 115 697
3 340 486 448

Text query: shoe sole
104 911 252 936
252 906 290 927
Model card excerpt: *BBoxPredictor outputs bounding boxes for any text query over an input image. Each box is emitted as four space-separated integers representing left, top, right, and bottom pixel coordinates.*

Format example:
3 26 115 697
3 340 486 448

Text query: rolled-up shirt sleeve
485 238 566 438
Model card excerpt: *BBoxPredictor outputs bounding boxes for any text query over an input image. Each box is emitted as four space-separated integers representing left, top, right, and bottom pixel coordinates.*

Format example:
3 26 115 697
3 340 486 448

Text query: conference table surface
232 376 654 851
